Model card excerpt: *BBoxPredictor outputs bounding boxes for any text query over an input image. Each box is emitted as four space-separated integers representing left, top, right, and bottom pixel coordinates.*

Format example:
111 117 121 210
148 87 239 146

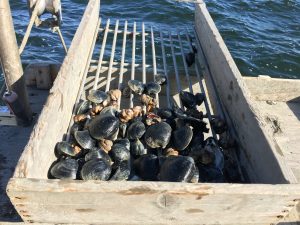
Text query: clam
88 115 119 140
73 113 88 123
130 139 147 157
133 154 159 181
144 122 172 149
76 100 90 115
110 143 130 163
155 108 173 119
85 147 111 164
128 80 144 95
171 125 193 151
100 106 119 118
119 122 127 138
195 93 205 106
55 141 82 158
81 158 111 180
74 130 96 150
87 90 108 104
127 121 146 140
144 82 161 95
210 118 227 134
108 89 122 101
198 164 224 183
164 148 179 157
50 158 78 180
154 74 167 85
158 156 195 182
70 123 83 136
114 138 130 151
185 52 195 67
119 108 134 123
110 160 131 181
179 91 197 109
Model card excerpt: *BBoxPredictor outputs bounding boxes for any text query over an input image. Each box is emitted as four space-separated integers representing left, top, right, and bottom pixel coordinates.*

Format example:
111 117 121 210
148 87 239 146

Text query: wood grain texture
12 0 100 179
7 178 300 224
194 3 297 184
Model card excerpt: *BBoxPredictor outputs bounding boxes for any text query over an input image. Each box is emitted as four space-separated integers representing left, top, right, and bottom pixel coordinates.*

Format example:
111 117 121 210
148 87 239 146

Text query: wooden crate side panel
13 0 100 179
7 179 300 224
194 3 297 184
243 76 300 102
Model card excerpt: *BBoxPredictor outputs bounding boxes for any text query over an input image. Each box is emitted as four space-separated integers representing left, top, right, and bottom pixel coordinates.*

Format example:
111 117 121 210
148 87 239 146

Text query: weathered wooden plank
12 0 100 179
244 76 300 102
7 178 300 224
194 3 297 184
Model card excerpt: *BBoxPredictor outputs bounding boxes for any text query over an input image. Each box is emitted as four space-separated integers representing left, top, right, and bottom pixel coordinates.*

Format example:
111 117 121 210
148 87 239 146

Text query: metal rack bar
177 29 193 94
130 22 136 108
169 31 183 109
118 20 128 109
105 20 119 92
151 26 159 107
160 31 171 108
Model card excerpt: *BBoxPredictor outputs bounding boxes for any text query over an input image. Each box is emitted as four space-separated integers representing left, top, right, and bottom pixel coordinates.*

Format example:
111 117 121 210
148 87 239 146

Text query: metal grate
67 18 217 140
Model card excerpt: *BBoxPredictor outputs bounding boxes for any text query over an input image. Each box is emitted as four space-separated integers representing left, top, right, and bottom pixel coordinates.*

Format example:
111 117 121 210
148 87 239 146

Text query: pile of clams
49 77 240 183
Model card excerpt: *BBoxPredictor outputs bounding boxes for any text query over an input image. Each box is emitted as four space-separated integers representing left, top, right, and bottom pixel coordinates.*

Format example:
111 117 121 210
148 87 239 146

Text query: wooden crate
7 0 300 224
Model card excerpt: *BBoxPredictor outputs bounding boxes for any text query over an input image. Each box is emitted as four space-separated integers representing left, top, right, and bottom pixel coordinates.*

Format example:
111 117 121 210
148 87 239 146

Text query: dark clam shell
76 100 90 115
85 147 111 164
155 108 174 119
110 160 131 181
128 80 144 95
154 74 167 85
87 90 108 104
171 125 193 151
88 115 119 140
144 122 172 149
74 130 96 150
110 143 130 163
50 158 78 180
114 138 130 151
119 123 128 138
144 82 161 95
81 158 111 180
133 154 159 181
55 141 81 158
158 156 195 182
195 93 205 106
127 121 146 140
70 123 83 136
130 139 147 157
210 118 227 134
179 91 197 109
100 106 119 118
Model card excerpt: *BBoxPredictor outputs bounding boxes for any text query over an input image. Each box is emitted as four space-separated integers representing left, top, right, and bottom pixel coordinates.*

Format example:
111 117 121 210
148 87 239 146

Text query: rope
54 26 68 53
19 0 42 55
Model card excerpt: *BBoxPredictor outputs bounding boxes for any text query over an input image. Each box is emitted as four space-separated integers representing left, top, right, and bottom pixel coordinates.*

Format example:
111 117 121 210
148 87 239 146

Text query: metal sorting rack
66 18 223 142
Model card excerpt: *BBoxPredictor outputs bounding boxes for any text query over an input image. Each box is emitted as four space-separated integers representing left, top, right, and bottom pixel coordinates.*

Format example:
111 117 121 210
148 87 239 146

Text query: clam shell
133 154 159 181
74 130 96 150
110 160 131 181
87 90 108 104
128 80 144 95
130 139 147 157
179 91 197 109
55 141 81 158
81 159 111 180
50 158 78 180
195 93 205 106
76 100 90 115
172 125 193 151
127 121 146 140
88 115 119 140
85 147 111 164
110 143 130 163
158 156 195 182
154 74 167 85
144 82 161 95
144 122 172 149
